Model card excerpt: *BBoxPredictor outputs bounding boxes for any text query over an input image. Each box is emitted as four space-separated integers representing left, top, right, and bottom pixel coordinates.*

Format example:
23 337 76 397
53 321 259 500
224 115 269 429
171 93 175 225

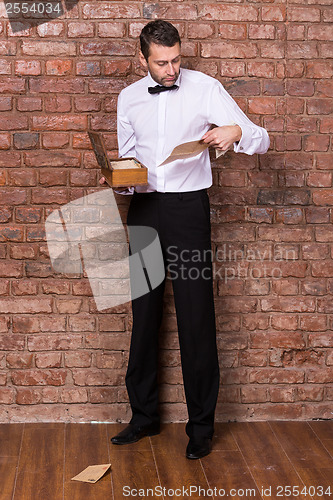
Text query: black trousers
125 189 220 439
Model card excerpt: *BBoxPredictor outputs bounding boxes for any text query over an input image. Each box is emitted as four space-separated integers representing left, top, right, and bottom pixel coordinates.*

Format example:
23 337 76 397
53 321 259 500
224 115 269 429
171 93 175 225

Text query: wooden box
88 130 148 187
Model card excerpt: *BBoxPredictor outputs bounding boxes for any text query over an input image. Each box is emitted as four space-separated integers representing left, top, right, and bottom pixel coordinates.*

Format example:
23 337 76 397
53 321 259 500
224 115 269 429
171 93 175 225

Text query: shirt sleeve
207 81 270 155
115 91 135 195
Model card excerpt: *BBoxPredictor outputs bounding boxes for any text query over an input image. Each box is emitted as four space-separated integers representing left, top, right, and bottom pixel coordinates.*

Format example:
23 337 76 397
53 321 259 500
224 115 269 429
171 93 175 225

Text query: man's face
140 42 181 87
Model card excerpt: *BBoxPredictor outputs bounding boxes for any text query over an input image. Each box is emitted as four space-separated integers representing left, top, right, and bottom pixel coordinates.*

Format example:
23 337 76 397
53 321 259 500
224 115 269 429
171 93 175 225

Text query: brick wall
0 1 332 422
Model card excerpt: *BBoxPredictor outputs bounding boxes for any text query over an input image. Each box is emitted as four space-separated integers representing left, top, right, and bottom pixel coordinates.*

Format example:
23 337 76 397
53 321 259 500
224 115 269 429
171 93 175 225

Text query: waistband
133 189 207 199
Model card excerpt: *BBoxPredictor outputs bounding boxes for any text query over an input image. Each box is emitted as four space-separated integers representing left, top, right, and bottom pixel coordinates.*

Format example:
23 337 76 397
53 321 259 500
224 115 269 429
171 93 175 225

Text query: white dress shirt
117 68 270 194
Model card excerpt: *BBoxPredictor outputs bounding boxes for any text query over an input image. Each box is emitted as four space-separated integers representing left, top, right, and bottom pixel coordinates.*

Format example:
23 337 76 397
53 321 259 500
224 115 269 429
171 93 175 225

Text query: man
104 20 270 459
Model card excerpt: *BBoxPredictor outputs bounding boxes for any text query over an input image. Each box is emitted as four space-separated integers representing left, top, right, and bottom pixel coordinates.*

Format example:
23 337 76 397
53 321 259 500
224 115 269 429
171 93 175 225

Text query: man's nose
167 63 175 75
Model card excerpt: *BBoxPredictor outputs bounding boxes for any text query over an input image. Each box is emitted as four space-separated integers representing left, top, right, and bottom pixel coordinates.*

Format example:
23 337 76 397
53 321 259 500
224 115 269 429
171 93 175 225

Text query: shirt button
240 146 243 150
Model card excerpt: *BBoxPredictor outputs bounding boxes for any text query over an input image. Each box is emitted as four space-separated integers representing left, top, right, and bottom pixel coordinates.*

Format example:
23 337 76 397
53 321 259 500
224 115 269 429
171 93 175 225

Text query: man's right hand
99 176 107 185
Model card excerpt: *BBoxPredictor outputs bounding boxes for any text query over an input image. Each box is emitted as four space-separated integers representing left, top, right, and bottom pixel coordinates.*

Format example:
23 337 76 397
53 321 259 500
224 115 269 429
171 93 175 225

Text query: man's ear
139 51 148 69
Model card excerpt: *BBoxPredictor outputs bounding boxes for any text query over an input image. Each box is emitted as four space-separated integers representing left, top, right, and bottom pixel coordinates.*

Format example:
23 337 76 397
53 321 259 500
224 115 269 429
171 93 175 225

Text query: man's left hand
201 125 242 151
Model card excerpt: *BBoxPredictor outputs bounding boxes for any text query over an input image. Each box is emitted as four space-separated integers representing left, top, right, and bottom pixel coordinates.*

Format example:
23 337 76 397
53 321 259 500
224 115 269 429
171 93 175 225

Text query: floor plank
64 423 112 500
151 424 212 500
201 450 262 499
270 421 333 469
0 424 24 500
13 424 65 500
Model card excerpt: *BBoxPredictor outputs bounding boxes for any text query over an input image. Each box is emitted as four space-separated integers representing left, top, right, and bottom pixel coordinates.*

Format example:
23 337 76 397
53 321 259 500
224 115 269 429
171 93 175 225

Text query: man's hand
201 125 242 151
99 176 107 185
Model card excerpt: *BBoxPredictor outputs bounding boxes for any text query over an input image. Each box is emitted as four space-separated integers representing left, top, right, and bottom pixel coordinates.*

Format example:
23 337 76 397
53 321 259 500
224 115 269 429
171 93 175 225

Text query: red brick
320 43 333 59
300 315 327 332
249 368 304 384
97 22 126 38
0 260 23 277
35 353 62 369
309 26 333 41
201 42 257 59
306 61 333 79
307 98 333 115
76 61 100 77
308 333 333 348
0 297 52 314
21 41 76 56
12 369 67 386
248 97 276 114
249 24 275 40
271 314 298 331
312 261 333 277
287 25 305 41
247 207 273 223
82 4 141 19
287 117 317 133
288 7 321 22
297 386 324 402
42 133 70 149
287 80 314 97
15 60 41 76
199 4 258 21
68 22 94 38
41 280 70 295
45 60 72 76
0 279 9 295
248 62 275 79
313 190 333 206
31 188 68 205
56 299 82 314
0 59 12 74
72 368 123 386
220 61 245 78
61 388 88 403
30 78 83 94
0 335 25 351
304 135 330 152
0 388 15 404
270 387 295 403
80 41 136 57
218 24 246 40
239 350 267 367
261 6 286 21
260 42 285 59
16 97 42 112
104 60 131 77
37 22 64 37
320 117 333 133
88 78 127 94
7 169 37 186
27 335 83 351
185 22 213 39
307 368 333 384
307 171 331 187
65 352 92 368
241 386 267 403
305 207 330 223
39 169 67 186
12 280 38 296
287 42 318 59
25 151 80 166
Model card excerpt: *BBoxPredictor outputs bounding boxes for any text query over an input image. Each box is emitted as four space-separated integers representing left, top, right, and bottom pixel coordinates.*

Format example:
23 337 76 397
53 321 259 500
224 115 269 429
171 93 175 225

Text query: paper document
71 464 111 483
158 140 227 166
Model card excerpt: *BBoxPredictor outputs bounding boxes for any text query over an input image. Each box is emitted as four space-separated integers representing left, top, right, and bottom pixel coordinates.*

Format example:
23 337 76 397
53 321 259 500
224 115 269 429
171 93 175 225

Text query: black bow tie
148 84 179 95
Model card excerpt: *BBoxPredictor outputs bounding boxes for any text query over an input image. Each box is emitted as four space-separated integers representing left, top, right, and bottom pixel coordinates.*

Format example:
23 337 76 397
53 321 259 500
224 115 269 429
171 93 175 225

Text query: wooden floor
1 422 332 500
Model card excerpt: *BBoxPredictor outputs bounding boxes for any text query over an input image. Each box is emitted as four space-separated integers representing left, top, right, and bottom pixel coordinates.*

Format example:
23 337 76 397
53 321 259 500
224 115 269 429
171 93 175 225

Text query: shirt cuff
233 123 250 153
114 187 134 195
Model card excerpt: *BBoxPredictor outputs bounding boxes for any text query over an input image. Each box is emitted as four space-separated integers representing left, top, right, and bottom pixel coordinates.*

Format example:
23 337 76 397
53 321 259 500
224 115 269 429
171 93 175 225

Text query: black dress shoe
111 423 160 445
186 437 212 459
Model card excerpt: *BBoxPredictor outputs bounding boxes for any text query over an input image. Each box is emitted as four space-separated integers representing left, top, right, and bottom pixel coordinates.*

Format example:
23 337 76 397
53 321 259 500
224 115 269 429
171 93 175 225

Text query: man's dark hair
140 20 181 61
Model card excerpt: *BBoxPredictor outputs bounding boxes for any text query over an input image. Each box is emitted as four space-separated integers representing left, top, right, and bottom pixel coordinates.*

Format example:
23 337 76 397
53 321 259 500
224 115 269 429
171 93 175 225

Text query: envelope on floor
71 464 111 483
